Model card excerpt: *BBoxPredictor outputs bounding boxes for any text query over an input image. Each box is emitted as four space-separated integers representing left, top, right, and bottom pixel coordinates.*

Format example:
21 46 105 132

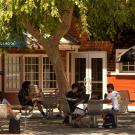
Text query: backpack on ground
9 118 20 134
103 113 117 128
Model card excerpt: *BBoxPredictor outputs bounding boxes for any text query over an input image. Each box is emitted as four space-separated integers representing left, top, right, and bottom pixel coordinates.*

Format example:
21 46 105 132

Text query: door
71 51 107 99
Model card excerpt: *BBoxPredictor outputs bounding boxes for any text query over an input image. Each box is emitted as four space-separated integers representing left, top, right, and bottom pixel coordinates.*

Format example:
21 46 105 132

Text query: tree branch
23 8 73 47
52 8 73 43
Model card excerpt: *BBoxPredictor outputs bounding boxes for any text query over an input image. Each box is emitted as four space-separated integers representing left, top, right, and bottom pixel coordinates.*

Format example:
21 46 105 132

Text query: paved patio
1 112 135 135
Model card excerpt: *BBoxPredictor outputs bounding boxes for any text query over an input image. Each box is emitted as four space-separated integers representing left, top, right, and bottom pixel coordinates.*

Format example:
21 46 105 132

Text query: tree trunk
24 9 73 96
43 40 69 96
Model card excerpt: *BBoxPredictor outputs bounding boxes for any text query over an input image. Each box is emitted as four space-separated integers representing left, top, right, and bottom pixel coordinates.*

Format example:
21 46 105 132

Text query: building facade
0 19 135 105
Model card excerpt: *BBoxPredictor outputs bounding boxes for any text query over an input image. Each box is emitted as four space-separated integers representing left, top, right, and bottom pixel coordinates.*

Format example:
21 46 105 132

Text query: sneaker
15 113 21 120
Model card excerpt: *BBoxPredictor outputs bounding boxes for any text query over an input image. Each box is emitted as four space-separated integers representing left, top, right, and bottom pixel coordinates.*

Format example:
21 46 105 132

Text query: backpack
9 118 20 134
103 113 117 128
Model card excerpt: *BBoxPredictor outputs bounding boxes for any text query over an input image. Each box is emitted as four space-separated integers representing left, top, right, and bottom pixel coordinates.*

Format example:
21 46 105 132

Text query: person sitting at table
102 83 121 127
18 81 46 118
0 93 21 120
63 83 86 125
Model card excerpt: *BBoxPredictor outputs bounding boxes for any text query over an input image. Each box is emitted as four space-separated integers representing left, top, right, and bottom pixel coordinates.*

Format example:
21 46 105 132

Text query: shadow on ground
1 113 135 135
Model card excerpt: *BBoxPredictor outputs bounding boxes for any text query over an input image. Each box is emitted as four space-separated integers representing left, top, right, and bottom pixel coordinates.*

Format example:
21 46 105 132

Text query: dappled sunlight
1 113 135 135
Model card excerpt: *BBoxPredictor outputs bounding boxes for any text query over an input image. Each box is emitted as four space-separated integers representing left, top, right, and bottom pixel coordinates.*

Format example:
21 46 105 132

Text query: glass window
116 49 135 73
43 57 56 88
24 57 39 85
121 61 135 72
91 58 103 91
75 58 86 86
5 55 21 91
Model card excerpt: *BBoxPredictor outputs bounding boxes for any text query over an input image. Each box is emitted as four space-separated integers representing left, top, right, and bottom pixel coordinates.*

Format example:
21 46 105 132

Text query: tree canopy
0 0 88 40
88 0 135 41
0 0 89 95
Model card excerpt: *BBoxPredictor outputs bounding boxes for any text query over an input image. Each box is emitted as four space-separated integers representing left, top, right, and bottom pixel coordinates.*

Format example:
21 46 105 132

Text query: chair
115 95 129 127
43 93 57 118
59 98 72 124
87 100 103 127
118 90 134 111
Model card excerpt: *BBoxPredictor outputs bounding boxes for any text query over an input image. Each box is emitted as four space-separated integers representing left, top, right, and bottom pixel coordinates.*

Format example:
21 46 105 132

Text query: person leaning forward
18 81 46 118
63 83 86 125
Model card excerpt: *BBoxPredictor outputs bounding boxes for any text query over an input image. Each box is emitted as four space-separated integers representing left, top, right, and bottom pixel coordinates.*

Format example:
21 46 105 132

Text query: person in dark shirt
18 81 46 117
66 83 79 113
64 83 86 125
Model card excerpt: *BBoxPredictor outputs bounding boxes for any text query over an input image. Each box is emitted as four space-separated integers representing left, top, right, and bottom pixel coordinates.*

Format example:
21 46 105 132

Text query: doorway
71 51 107 99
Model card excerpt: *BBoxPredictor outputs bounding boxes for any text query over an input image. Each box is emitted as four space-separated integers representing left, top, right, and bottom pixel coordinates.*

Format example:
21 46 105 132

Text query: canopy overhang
116 46 135 62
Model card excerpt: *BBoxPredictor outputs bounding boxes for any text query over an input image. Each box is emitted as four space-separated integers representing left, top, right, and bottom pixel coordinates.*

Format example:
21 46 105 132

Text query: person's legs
63 115 69 124
72 108 86 127
102 109 110 120
26 100 46 117
36 102 46 117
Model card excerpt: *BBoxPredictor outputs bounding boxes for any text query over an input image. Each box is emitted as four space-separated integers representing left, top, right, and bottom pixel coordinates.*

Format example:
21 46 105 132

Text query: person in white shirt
102 83 121 120
0 93 21 120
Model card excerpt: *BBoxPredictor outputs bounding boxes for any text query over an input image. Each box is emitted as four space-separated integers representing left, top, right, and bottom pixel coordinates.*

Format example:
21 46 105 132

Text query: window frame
4 54 22 93
42 57 57 90
116 49 135 75
4 54 57 93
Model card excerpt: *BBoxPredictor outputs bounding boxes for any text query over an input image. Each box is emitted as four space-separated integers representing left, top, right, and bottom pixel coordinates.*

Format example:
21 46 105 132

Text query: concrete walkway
1 112 135 135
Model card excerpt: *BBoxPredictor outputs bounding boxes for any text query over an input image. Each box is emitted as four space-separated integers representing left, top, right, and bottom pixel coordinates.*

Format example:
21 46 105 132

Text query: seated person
64 83 86 125
102 83 121 125
18 81 46 118
0 93 21 120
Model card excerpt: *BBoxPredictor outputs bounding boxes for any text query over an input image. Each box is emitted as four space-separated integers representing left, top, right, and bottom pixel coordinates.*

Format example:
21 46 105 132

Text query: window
43 57 56 89
75 58 86 86
24 57 39 85
116 49 135 74
4 54 57 92
5 55 21 91
122 61 135 72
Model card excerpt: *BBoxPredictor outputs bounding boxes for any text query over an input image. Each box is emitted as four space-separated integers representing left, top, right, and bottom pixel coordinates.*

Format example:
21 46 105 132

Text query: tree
87 0 135 42
0 0 88 96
